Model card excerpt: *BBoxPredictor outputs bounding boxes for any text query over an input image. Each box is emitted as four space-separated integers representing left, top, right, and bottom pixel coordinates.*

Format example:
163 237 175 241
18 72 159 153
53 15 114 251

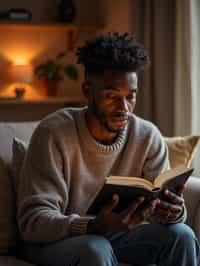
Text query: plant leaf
56 51 66 60
64 64 79 80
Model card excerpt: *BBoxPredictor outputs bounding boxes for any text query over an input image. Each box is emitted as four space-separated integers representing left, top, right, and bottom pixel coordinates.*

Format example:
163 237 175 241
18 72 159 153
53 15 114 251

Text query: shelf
0 22 104 32
0 97 87 121
0 97 86 105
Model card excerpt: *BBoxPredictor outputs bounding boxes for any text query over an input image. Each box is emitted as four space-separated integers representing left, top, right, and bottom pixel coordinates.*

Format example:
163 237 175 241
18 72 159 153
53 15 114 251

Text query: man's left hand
154 185 186 223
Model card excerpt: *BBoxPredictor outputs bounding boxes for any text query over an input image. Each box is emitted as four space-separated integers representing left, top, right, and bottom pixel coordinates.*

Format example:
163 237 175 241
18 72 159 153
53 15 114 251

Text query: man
17 33 199 266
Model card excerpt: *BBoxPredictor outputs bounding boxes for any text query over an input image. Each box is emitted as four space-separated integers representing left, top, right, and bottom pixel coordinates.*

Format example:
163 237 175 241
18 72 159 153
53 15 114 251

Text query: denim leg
107 223 199 266
18 235 118 266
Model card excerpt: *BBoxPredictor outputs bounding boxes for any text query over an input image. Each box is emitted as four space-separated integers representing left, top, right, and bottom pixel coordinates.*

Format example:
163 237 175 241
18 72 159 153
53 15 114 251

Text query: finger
121 196 145 223
156 200 183 215
137 200 157 220
164 189 184 205
103 193 119 213
127 198 159 226
155 206 182 221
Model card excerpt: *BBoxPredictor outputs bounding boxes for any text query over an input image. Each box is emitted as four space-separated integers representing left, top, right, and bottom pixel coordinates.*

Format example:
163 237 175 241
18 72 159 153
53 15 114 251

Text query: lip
111 117 128 127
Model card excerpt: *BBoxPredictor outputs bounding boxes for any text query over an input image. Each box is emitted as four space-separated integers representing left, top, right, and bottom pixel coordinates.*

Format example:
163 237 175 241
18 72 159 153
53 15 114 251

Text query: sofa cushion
0 256 34 266
11 138 28 193
0 122 38 254
0 121 38 166
0 157 18 254
164 135 200 168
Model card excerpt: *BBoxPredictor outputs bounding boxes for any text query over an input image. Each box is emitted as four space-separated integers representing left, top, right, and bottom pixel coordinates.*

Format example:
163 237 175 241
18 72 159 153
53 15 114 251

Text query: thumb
177 184 186 196
103 194 119 213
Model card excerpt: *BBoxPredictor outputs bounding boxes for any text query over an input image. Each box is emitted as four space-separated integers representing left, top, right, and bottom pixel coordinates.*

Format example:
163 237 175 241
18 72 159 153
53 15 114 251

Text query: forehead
89 70 138 89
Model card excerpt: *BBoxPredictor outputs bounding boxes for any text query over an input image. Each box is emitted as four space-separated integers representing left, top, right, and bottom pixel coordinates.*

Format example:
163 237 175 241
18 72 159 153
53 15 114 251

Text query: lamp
6 64 33 99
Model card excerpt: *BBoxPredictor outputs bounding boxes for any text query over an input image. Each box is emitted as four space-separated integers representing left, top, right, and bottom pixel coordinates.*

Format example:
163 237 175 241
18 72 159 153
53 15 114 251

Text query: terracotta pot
43 79 59 97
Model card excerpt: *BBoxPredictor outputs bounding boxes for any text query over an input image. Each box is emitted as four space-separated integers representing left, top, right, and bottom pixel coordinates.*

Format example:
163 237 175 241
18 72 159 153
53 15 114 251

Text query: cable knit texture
17 107 172 243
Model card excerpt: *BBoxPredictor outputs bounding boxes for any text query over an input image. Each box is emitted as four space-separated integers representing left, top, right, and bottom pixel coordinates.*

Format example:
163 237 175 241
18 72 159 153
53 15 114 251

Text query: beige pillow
0 138 27 254
0 157 18 254
11 137 27 193
164 135 200 168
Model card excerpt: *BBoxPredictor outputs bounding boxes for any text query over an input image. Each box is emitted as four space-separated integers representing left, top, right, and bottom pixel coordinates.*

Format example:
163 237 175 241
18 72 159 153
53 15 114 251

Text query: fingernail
156 199 160 204
152 199 159 206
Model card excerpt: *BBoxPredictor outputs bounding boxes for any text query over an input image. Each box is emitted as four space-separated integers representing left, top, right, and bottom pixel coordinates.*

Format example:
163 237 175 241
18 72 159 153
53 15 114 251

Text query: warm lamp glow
3 49 36 65
6 64 33 83
4 64 33 99
13 58 28 65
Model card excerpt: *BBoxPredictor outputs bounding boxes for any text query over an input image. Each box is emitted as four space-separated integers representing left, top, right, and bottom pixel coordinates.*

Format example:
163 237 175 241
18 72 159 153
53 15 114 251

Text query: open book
87 167 194 215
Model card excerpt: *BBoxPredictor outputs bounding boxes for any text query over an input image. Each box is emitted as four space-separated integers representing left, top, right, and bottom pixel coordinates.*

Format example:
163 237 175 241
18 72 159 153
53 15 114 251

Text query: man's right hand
87 194 159 235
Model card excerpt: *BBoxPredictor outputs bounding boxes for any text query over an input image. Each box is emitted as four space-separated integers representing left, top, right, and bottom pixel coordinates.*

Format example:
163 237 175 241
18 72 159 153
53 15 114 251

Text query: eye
127 92 136 101
106 93 117 100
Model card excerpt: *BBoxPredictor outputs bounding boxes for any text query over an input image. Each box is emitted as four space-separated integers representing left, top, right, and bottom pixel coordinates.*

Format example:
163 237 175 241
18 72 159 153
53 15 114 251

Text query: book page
106 176 154 191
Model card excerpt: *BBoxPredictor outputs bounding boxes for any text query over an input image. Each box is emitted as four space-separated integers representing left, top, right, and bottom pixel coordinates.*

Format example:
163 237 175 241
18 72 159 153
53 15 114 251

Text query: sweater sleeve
17 123 93 243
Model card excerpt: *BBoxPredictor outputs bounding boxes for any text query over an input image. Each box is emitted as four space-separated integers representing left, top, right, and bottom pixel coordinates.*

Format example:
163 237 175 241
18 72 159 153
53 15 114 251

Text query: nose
117 97 129 112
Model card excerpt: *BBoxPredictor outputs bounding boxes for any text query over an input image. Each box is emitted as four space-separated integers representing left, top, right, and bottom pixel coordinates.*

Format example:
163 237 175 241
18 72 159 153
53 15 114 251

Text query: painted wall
0 0 113 100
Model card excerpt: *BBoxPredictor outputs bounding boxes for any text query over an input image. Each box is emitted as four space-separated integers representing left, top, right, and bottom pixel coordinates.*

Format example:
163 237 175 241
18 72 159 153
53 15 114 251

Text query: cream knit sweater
17 107 170 243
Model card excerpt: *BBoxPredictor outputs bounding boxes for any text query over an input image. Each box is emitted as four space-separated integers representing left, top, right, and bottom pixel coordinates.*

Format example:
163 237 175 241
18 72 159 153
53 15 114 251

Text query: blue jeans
18 223 199 266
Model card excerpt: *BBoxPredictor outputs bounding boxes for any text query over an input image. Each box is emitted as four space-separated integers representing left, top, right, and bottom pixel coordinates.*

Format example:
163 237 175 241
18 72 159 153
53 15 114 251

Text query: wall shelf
0 96 86 105
0 97 87 122
0 22 103 31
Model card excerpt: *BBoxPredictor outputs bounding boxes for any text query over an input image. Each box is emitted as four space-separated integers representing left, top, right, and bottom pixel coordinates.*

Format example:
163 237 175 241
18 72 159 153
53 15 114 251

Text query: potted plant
34 51 79 97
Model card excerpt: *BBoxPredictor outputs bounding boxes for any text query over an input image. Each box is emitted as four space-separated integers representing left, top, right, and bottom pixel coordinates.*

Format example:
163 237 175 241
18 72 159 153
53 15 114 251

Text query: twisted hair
77 32 149 74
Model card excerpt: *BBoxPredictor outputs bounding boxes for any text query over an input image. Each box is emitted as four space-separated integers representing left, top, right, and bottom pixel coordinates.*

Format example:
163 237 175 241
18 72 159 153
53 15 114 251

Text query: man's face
84 70 138 135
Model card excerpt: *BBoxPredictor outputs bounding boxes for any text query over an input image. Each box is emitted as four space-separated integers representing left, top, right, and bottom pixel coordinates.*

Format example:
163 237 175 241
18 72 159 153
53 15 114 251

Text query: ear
82 81 91 98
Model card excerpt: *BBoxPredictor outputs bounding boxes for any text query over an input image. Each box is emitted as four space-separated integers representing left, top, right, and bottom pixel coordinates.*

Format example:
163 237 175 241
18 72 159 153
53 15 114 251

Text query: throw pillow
11 137 28 193
164 135 200 168
0 157 18 254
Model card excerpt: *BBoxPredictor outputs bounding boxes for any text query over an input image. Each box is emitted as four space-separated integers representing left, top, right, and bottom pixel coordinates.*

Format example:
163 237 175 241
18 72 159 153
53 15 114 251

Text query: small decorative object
58 0 76 23
14 88 25 99
34 51 79 97
0 8 32 22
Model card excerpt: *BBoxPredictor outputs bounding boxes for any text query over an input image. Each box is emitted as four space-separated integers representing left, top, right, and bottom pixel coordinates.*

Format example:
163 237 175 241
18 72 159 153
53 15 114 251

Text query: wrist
87 219 97 234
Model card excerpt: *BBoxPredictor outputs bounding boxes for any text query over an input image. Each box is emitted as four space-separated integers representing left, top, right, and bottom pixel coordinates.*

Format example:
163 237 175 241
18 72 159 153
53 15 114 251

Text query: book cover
87 167 194 215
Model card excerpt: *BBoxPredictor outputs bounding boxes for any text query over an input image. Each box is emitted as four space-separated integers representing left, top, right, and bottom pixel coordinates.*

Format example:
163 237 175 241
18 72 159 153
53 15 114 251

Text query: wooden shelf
0 97 86 105
0 97 87 121
0 22 104 31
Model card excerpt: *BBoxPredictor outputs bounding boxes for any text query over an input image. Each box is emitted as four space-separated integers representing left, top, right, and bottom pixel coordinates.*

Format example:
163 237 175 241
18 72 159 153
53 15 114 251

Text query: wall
0 0 107 100
102 0 131 32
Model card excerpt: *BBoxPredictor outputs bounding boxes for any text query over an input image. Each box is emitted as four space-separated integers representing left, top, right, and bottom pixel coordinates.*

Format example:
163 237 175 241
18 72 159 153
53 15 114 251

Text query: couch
0 121 200 266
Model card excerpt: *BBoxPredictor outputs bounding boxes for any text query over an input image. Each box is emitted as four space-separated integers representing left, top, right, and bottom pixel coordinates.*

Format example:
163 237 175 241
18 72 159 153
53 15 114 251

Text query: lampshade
6 64 33 84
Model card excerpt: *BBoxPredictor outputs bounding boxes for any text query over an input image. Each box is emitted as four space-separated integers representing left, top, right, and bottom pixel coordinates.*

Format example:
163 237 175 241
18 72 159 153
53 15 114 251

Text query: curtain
174 0 200 176
174 0 191 136
190 0 200 176
131 0 176 136
190 0 200 135
130 0 200 175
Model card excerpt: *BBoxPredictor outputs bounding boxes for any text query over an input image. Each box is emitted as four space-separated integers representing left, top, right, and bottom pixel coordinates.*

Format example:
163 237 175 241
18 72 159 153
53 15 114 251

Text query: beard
92 103 129 134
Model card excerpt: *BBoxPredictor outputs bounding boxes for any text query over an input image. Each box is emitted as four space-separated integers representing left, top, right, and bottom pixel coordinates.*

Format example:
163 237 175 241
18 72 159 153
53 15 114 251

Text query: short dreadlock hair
77 32 149 74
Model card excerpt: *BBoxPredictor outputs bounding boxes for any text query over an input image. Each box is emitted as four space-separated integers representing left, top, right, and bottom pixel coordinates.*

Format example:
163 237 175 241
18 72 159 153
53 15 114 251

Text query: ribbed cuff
160 204 187 225
70 216 94 236
174 204 187 224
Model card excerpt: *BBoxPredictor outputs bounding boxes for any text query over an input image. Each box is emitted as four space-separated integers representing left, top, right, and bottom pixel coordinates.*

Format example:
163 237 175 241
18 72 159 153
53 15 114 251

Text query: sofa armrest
184 176 200 241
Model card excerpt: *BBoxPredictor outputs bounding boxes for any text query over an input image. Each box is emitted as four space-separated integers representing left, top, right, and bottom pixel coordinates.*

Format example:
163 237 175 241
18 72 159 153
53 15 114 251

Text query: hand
154 184 186 223
87 194 159 235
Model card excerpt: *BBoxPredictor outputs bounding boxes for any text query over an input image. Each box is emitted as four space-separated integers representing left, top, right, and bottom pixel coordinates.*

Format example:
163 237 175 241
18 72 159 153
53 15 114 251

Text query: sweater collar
77 107 128 153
